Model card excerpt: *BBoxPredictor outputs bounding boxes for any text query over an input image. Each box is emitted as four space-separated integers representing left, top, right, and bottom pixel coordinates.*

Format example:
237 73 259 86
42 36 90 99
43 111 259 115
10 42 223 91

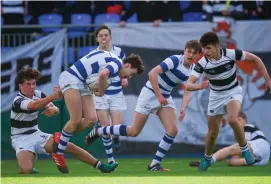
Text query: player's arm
97 68 110 96
27 88 62 111
244 52 271 87
185 61 208 91
148 65 164 98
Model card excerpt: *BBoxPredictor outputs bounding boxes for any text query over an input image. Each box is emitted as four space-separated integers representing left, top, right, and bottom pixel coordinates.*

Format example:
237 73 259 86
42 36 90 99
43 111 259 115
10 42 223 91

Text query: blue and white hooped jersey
66 50 123 83
93 46 126 95
145 55 194 98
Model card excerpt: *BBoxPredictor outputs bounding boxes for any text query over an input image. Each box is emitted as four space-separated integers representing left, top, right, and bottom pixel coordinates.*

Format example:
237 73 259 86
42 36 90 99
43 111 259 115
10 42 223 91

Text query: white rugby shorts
249 139 270 166
11 130 52 158
59 71 92 96
135 86 175 115
94 92 127 111
208 86 243 116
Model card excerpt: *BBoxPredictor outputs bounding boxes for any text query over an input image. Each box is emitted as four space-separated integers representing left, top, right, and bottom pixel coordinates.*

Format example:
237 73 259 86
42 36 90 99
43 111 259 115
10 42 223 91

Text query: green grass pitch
1 158 271 184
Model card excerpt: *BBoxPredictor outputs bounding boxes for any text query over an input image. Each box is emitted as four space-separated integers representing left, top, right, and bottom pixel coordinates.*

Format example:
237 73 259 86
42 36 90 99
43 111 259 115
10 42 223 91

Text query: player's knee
166 127 178 137
84 117 98 128
127 127 140 137
228 116 239 126
19 166 33 174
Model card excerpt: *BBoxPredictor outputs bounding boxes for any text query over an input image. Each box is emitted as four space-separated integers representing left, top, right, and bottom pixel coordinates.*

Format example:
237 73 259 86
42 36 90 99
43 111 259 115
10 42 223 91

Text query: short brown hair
95 25 111 38
16 67 41 85
200 32 219 47
123 54 144 75
185 40 202 53
239 111 247 121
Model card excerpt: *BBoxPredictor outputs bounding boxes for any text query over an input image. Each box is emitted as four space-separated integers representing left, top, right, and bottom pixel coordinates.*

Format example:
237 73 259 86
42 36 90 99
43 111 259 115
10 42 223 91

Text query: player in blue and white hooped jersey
56 50 144 171
186 32 271 171
90 26 128 164
86 40 203 171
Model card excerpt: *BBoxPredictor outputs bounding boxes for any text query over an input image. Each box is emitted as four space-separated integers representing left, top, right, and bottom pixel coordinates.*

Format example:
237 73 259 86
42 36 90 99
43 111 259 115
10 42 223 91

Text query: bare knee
19 166 33 174
228 116 239 126
84 117 98 128
127 127 140 137
166 127 178 137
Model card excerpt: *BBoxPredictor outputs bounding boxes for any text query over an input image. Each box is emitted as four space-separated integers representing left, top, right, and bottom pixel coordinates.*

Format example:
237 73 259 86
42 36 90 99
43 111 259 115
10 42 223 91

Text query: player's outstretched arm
149 65 168 105
41 103 59 117
185 75 208 91
244 52 271 91
27 87 62 111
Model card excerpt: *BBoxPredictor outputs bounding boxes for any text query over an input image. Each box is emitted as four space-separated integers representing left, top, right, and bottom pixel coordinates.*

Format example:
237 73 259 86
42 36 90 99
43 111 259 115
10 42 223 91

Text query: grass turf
1 158 271 184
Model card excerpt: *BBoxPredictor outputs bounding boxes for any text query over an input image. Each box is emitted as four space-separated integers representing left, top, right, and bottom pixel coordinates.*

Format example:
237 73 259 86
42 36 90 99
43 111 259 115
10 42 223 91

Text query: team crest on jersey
225 64 232 70
40 134 48 140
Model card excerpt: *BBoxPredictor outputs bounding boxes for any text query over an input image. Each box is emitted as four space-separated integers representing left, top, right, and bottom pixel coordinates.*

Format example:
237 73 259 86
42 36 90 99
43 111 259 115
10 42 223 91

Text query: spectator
202 0 246 23
120 1 164 27
242 1 271 20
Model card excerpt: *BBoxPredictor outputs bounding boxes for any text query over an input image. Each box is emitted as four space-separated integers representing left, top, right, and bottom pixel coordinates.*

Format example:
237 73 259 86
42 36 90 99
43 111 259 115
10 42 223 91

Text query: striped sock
98 125 127 136
204 153 213 161
56 129 73 155
102 136 115 163
151 134 175 166
240 142 249 152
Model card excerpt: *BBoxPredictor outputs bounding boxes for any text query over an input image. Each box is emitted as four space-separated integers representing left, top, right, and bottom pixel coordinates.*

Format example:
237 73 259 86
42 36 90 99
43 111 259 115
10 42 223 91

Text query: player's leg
226 157 247 166
226 100 255 165
109 93 127 150
97 109 116 163
199 115 223 171
47 134 118 173
17 151 35 174
110 110 123 150
213 143 242 162
55 89 82 154
148 107 177 171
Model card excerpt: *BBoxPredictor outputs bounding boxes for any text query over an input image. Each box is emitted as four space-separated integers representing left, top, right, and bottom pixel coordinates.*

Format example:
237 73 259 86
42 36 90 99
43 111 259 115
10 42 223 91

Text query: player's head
119 54 144 79
95 25 112 49
184 40 202 65
200 32 220 59
238 111 247 126
16 67 41 97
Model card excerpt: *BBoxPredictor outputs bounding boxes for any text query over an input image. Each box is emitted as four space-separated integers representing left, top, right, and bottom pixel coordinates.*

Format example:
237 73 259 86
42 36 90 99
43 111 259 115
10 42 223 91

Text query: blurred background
1 0 271 160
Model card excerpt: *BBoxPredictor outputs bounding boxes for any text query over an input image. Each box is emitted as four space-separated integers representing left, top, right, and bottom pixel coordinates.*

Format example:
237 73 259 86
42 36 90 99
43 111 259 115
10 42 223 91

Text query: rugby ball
86 74 111 91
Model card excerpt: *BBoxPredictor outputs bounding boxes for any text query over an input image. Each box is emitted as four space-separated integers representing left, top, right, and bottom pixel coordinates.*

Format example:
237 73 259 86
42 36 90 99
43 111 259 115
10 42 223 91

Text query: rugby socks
240 142 249 152
204 153 213 162
97 125 127 136
56 129 73 155
151 134 175 166
102 136 115 163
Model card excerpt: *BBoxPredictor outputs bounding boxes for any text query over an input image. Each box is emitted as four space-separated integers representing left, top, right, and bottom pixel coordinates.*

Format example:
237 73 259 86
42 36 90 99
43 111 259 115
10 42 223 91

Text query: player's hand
122 79 129 88
179 108 186 122
94 89 104 97
41 106 59 117
53 86 63 99
120 21 126 27
157 94 168 106
200 81 209 90
266 80 271 93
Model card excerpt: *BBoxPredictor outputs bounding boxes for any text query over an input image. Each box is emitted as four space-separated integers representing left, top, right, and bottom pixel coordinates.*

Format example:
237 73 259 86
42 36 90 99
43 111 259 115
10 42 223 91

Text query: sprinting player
55 50 144 172
91 25 128 164
87 40 204 171
185 32 271 171
11 68 118 174
189 112 270 167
